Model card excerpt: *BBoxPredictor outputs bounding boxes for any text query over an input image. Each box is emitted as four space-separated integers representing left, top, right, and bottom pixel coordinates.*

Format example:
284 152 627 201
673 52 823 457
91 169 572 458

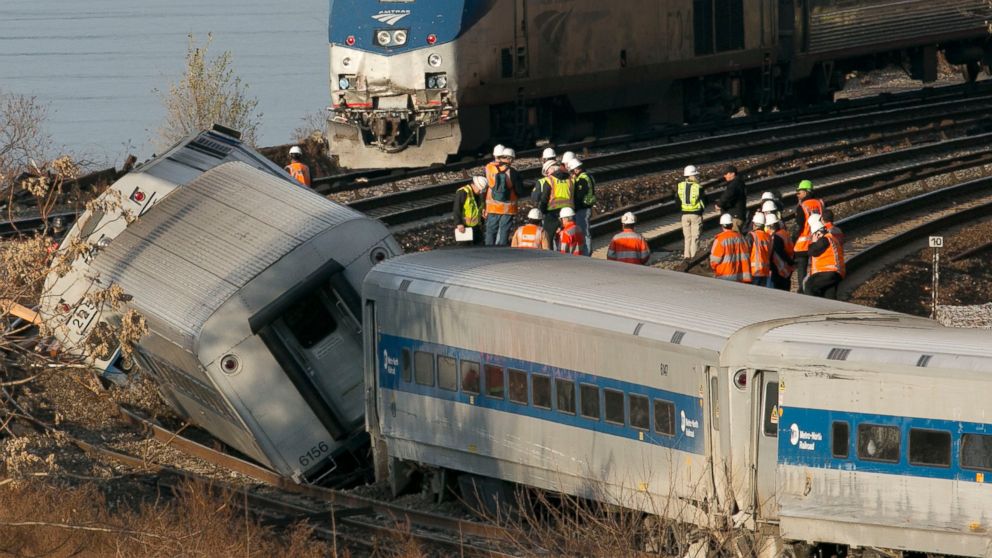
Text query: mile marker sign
929 236 944 248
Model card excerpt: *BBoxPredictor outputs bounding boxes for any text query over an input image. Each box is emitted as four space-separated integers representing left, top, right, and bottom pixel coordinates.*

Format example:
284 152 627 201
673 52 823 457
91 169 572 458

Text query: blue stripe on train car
378 333 707 455
328 0 497 54
779 406 992 482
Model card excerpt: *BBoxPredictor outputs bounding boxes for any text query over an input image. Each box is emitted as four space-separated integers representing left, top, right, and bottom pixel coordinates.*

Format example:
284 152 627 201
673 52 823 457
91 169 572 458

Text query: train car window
832 422 849 458
580 384 600 420
961 433 992 471
461 360 480 395
281 291 338 348
762 382 779 437
508 369 528 405
710 377 720 432
556 379 576 415
401 349 412 383
654 400 675 436
629 395 649 430
414 351 434 386
604 389 625 425
857 424 900 463
484 364 505 399
437 356 457 392
909 428 951 468
532 374 551 409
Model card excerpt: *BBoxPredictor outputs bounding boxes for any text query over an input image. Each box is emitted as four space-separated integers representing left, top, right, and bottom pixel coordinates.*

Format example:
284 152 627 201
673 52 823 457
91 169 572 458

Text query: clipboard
455 227 474 242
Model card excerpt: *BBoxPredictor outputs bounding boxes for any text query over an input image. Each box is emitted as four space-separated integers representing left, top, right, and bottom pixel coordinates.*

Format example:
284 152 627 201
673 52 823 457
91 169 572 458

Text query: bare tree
157 33 262 148
0 92 51 192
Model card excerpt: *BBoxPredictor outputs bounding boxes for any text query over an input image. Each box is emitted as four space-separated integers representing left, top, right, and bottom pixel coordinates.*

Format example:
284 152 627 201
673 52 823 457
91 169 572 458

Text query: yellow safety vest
678 181 703 212
546 176 575 211
460 185 481 227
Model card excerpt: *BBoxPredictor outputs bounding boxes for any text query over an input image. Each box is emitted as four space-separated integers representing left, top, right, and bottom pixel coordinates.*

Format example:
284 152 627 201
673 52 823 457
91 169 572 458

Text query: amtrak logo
372 11 410 26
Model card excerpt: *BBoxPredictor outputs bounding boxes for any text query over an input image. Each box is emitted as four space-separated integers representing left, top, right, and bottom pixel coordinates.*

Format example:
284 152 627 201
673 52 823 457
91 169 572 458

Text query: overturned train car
40 128 401 482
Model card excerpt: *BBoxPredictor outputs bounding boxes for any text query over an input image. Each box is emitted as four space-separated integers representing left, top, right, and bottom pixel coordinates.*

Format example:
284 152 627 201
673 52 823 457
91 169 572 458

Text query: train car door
267 284 365 433
707 366 730 509
754 370 780 519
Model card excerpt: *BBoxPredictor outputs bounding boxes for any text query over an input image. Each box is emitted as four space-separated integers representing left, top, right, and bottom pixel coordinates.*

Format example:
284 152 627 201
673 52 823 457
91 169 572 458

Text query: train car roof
90 161 367 345
365 248 897 352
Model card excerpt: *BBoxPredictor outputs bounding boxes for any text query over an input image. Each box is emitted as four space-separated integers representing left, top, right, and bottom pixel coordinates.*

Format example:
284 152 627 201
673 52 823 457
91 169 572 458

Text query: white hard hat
621 212 636 225
761 200 778 213
719 213 733 226
471 176 488 190
493 144 505 158
565 158 582 172
684 165 699 177
501 147 515 158
752 212 766 225
561 151 576 164
542 160 558 175
808 214 824 233
289 146 303 156
559 207 576 219
765 213 780 226
542 147 557 160
761 191 775 201
527 208 543 220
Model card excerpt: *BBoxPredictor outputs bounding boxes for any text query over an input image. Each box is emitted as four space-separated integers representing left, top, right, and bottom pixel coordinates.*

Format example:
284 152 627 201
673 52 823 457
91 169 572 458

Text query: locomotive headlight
375 30 392 46
341 57 351 67
391 30 407 45
428 53 442 67
434 74 447 89
338 76 351 90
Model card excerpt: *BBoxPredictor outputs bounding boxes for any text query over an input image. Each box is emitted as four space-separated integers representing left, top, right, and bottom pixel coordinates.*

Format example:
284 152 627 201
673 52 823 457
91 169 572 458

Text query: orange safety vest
485 161 518 215
607 229 650 264
772 228 796 278
285 161 311 186
556 222 586 256
748 229 772 278
512 224 545 249
794 198 825 252
811 232 846 278
710 230 752 283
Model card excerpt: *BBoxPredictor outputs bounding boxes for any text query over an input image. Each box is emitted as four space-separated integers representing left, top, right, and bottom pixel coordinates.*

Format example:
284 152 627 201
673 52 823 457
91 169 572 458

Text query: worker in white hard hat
567 157 596 254
761 199 780 222
607 212 650 265
676 164 706 259
803 214 845 299
537 156 576 248
511 208 550 249
453 176 487 245
710 213 751 283
542 147 557 163
764 212 795 291
747 212 773 287
484 146 524 246
285 145 311 186
492 144 505 161
555 207 587 256
561 151 576 168
761 191 783 214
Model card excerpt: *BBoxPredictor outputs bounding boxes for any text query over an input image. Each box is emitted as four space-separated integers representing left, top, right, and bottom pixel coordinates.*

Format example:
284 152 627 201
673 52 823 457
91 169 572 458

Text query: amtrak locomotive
364 249 992 557
327 0 992 168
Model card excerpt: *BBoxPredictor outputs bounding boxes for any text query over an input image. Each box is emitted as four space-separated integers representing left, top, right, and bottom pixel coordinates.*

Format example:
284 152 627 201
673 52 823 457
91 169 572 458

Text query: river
0 0 330 163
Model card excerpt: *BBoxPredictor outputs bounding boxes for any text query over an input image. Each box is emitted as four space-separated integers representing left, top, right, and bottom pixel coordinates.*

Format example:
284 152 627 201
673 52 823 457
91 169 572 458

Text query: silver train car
327 0 992 168
41 128 401 482
363 248 992 556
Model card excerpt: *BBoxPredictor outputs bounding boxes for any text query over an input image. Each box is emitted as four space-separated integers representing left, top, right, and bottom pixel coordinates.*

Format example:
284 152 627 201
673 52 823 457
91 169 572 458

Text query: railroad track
589 129 992 262
313 80 992 195
355 92 992 231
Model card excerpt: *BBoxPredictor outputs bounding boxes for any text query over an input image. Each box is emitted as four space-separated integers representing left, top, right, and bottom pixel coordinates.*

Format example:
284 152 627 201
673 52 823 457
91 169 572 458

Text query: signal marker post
929 236 943 319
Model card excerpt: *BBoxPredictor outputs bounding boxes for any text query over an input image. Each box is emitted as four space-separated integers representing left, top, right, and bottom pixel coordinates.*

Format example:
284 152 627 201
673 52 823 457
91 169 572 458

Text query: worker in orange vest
484 147 523 246
285 146 311 186
555 207 587 256
804 214 845 298
710 213 751 283
607 212 650 265
792 179 825 293
765 212 795 291
747 212 773 287
511 208 550 249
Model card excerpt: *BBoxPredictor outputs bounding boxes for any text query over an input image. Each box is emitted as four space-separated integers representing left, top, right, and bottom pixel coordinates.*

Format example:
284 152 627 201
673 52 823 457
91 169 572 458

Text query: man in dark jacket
716 165 747 232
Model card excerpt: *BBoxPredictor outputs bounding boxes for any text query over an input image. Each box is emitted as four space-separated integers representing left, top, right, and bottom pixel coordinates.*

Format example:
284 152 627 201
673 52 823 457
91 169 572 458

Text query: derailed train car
41 128 401 482
327 0 992 168
363 249 992 556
